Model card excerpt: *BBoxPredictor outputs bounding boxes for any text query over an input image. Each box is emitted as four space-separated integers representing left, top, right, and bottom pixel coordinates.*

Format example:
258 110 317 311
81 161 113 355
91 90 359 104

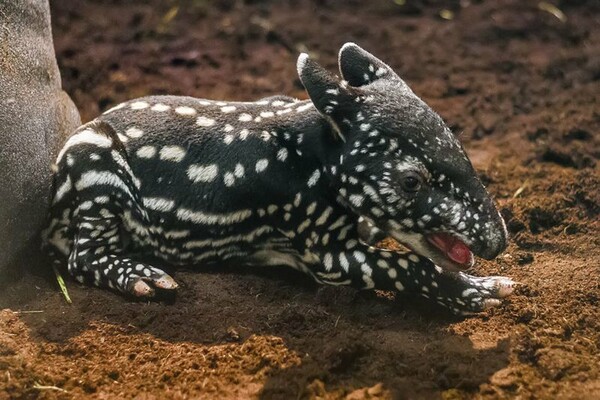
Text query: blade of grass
53 266 72 304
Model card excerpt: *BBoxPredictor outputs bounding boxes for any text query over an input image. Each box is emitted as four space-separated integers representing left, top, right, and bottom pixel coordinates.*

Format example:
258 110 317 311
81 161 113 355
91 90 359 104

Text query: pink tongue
428 233 472 265
447 241 471 264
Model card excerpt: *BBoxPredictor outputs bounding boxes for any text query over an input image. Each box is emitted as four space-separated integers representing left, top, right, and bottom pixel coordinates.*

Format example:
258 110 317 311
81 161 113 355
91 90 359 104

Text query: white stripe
176 208 252 225
143 197 175 212
56 129 112 163
53 176 72 204
183 225 273 249
164 230 190 239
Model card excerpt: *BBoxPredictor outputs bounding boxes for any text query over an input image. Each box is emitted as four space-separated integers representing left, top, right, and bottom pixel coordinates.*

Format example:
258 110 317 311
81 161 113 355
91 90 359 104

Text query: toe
495 278 515 298
483 298 502 309
131 279 155 297
153 274 179 290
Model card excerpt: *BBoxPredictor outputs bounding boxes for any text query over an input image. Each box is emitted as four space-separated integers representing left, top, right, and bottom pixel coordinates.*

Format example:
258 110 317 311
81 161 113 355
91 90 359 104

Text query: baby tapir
43 43 514 314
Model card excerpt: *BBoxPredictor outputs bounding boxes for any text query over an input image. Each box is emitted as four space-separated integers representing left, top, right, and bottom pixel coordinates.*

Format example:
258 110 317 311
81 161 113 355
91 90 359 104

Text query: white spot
159 146 186 162
224 135 234 145
315 207 333 226
294 193 302 207
339 253 350 272
307 169 321 187
196 116 216 127
398 258 409 269
221 105 237 113
136 146 156 159
175 106 196 115
297 219 311 233
125 127 144 138
239 113 252 122
255 159 269 172
130 101 149 110
277 148 288 162
296 103 313 113
306 202 317 216
224 124 234 133
151 103 170 112
187 164 218 183
323 253 333 271
240 129 250 140
395 281 405 291
349 194 364 207
79 201 93 210
234 163 245 178
224 172 235 187
260 111 275 118
271 100 285 107
353 251 366 263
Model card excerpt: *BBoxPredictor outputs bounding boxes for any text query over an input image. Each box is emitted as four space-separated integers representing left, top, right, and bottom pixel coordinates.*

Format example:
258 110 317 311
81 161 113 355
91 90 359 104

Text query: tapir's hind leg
47 121 178 297
69 213 178 296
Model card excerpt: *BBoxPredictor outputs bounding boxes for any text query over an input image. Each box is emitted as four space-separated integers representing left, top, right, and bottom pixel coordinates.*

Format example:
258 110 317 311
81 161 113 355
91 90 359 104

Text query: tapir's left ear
338 42 400 87
297 53 360 140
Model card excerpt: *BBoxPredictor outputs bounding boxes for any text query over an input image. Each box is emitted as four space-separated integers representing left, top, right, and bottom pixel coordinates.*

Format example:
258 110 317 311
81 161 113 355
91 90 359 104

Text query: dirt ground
1 0 599 398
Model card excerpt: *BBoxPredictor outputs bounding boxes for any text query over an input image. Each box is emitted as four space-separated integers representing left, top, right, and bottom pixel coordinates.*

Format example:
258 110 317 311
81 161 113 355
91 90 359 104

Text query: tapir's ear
297 53 360 140
338 42 400 87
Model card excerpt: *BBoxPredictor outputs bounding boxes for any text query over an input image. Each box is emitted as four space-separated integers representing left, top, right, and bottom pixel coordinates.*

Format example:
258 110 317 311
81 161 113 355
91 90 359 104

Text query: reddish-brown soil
1 0 599 398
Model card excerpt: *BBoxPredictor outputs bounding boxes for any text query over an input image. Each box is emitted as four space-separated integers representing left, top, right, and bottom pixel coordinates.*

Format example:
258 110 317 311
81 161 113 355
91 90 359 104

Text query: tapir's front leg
312 238 514 315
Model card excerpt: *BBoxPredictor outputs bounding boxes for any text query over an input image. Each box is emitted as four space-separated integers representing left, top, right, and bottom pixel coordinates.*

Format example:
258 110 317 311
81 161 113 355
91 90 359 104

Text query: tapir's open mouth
426 232 474 269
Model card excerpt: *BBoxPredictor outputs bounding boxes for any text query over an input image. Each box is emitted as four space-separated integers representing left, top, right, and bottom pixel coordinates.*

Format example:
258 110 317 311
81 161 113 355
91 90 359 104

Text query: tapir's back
93 95 322 215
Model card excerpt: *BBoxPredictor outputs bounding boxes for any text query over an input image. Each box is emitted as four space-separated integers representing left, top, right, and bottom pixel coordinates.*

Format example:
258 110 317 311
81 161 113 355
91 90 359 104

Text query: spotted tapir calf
44 43 514 314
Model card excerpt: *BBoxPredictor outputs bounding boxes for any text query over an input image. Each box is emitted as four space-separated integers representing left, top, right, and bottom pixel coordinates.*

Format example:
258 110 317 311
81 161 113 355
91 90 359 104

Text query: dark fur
43 43 513 314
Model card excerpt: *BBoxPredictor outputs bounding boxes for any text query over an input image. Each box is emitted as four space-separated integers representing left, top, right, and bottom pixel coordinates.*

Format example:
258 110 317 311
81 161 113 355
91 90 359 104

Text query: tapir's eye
400 171 423 192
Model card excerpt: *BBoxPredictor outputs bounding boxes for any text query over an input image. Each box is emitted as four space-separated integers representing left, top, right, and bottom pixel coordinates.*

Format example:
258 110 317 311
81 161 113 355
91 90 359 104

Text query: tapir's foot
68 251 179 298
429 272 515 315
125 266 179 297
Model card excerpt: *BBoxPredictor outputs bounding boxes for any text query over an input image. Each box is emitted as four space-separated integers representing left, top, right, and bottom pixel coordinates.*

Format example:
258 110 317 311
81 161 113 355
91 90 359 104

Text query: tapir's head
297 43 508 271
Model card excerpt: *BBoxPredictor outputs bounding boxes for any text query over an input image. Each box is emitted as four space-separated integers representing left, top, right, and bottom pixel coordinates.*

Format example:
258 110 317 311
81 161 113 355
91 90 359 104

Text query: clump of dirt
1 0 599 399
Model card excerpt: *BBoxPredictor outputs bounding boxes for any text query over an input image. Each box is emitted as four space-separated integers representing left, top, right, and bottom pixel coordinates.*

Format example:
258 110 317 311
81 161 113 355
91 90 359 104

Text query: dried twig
33 382 68 393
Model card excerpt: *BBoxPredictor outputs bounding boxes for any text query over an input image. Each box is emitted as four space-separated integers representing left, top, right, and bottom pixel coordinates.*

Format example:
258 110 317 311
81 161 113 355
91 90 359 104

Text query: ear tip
297 53 310 74
340 42 360 52
339 42 363 58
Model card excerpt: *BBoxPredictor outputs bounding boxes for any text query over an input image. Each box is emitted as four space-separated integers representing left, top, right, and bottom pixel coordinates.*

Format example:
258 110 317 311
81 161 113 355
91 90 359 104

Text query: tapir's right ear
338 42 400 87
297 53 360 140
